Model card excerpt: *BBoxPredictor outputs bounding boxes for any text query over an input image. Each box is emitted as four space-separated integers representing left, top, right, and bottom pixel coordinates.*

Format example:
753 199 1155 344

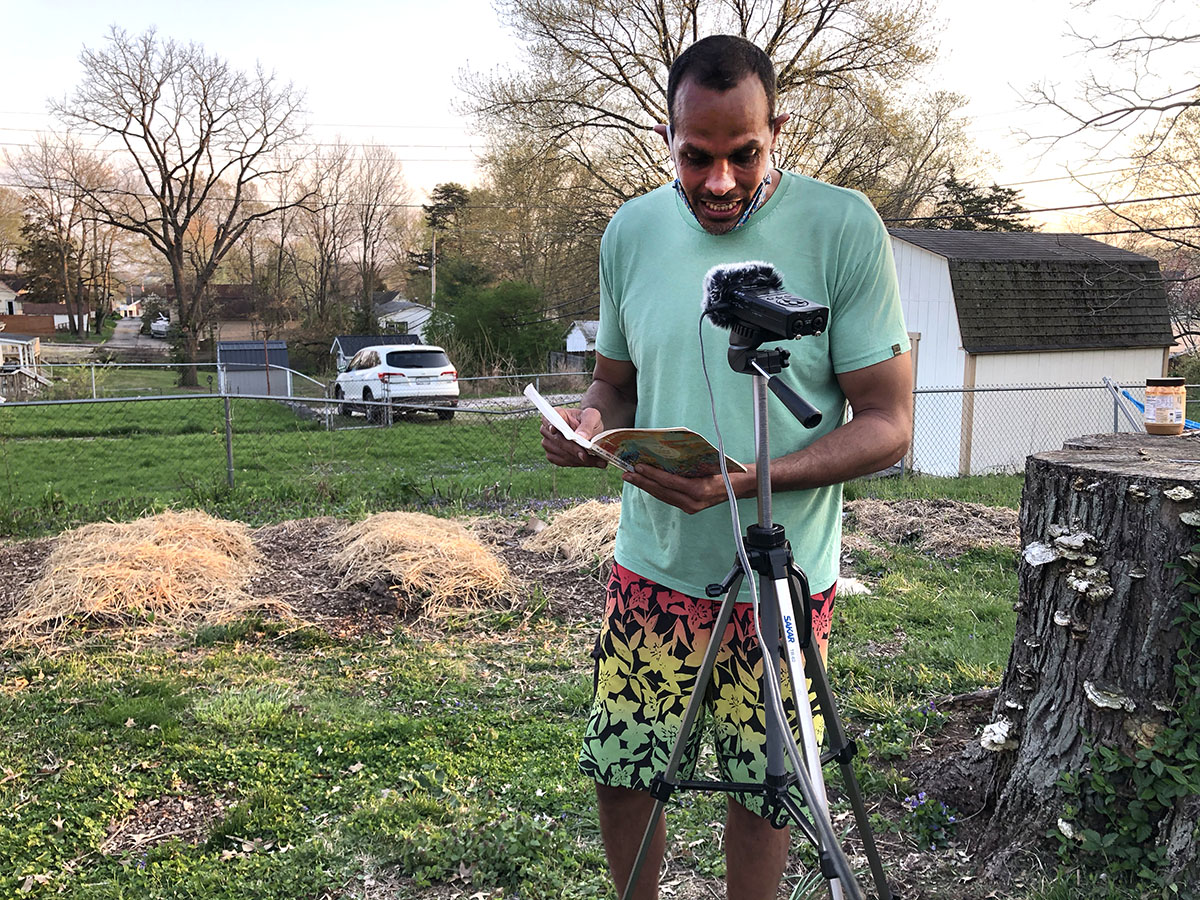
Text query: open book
524 384 746 478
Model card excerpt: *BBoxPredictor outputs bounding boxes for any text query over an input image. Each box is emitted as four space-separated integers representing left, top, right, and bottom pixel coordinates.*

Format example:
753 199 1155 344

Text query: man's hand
540 406 609 468
622 463 757 514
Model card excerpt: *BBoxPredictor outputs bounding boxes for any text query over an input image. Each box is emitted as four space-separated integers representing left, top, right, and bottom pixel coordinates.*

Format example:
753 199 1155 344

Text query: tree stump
979 432 1200 883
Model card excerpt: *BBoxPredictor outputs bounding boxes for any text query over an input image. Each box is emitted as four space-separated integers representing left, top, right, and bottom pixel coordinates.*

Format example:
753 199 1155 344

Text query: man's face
666 75 784 235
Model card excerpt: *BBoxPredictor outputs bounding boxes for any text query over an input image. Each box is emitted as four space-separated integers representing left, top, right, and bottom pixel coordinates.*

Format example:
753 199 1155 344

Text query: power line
1 171 1193 232
1080 223 1200 236
883 191 1200 224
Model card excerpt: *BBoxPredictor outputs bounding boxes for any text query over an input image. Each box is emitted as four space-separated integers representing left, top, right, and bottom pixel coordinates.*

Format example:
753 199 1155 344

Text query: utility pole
430 230 437 309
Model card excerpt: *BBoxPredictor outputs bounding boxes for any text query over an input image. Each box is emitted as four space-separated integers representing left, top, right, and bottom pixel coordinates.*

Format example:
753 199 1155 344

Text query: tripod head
726 326 824 430
702 262 827 429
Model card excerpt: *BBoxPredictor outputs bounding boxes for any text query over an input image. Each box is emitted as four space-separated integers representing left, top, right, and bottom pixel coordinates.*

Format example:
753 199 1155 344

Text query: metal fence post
91 364 96 399
223 396 235 489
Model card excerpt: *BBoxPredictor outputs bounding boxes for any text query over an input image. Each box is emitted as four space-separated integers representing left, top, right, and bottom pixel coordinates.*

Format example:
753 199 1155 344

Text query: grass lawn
0 389 1123 898
0 520 1026 900
0 620 609 899
0 398 621 536
0 394 1023 538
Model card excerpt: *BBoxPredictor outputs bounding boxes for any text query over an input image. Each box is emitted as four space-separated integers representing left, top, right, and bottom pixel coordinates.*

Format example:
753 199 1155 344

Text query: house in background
216 341 293 396
888 229 1173 475
115 298 144 318
0 302 91 336
0 279 18 315
553 319 599 372
128 283 277 341
373 291 432 340
0 333 49 400
330 334 420 372
565 320 599 354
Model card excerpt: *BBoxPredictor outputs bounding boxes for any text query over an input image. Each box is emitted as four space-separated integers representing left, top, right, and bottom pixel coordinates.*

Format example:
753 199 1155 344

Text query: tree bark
978 432 1199 881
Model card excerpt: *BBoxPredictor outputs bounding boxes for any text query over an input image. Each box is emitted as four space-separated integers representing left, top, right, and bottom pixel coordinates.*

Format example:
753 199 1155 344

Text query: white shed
0 280 18 315
217 341 293 396
888 229 1174 475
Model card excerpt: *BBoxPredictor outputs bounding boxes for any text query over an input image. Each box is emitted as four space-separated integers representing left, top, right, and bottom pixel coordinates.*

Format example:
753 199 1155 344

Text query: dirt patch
845 499 1018 559
0 538 55 624
101 787 229 856
245 514 608 636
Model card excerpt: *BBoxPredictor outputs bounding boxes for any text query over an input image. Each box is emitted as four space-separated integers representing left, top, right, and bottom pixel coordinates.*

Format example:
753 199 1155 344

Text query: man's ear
770 112 790 147
653 123 669 147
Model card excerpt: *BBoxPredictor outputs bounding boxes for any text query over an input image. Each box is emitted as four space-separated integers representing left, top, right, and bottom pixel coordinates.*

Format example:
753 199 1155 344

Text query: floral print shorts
578 562 836 822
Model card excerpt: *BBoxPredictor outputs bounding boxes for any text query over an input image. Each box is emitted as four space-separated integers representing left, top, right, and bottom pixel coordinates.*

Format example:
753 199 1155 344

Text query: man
540 35 912 900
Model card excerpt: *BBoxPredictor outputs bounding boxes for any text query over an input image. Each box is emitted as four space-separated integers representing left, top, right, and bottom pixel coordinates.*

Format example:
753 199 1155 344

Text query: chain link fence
0 369 1187 535
0 368 618 535
908 382 1168 477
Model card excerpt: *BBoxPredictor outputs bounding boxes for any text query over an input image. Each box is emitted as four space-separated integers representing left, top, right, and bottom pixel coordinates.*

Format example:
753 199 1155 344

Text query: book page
523 384 635 472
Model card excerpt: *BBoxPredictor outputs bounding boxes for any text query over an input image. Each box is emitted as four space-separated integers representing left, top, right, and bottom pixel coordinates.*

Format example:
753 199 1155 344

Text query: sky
0 0 1192 231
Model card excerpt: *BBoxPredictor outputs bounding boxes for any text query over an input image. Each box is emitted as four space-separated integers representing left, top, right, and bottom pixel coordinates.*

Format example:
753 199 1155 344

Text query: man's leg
597 783 665 900
725 798 789 900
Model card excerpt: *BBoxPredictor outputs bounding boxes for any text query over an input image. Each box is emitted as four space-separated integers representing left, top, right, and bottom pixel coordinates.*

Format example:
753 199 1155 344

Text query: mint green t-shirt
596 170 908 597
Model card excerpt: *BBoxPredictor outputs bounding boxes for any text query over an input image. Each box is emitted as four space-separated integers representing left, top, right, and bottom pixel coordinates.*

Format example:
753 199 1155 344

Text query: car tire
334 386 348 417
363 389 382 424
437 409 455 421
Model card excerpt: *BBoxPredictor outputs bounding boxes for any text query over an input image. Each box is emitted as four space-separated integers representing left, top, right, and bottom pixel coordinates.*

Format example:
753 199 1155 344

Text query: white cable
697 315 848 898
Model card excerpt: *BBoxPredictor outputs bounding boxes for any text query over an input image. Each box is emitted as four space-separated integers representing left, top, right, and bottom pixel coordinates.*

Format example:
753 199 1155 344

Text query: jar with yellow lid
1145 377 1186 435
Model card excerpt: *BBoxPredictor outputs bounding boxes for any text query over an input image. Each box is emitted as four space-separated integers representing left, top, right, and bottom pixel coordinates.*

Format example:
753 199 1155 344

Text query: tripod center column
753 374 773 527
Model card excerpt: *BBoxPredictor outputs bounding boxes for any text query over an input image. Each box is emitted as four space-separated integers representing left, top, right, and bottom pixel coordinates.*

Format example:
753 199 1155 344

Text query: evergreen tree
927 170 1034 231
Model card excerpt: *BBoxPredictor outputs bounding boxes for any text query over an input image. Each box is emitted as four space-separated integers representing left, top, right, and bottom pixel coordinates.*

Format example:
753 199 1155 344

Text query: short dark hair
667 35 776 127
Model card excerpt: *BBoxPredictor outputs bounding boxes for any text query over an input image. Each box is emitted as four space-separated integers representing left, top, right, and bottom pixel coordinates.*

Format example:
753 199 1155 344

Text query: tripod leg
767 575 850 900
802 639 895 900
619 570 744 900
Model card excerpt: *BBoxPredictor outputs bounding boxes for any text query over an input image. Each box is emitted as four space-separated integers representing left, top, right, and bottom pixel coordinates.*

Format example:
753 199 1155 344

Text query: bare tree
51 27 309 383
293 142 355 328
459 0 949 205
1030 0 1198 151
7 135 114 335
0 187 23 273
351 143 409 330
789 88 973 220
1029 1 1198 249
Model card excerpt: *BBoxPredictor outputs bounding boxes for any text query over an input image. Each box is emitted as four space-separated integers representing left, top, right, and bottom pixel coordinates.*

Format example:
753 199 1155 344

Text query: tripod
620 345 894 900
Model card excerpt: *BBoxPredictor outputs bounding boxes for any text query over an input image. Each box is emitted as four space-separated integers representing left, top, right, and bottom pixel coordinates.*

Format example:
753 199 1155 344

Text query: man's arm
540 353 639 468
624 352 913 512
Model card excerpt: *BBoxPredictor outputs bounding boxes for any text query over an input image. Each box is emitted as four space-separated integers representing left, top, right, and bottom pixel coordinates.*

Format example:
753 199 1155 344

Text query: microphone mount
726 324 822 430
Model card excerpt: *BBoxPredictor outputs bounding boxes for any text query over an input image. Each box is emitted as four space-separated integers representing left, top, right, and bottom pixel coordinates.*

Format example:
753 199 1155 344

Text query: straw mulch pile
330 512 515 617
521 500 621 572
843 498 1019 558
2 510 285 645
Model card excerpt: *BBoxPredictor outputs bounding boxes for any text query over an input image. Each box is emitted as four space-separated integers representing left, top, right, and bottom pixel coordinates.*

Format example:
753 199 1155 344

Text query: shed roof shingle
889 229 1173 353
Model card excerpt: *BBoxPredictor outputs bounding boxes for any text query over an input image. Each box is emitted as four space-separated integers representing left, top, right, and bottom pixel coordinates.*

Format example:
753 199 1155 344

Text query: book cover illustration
590 429 745 477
